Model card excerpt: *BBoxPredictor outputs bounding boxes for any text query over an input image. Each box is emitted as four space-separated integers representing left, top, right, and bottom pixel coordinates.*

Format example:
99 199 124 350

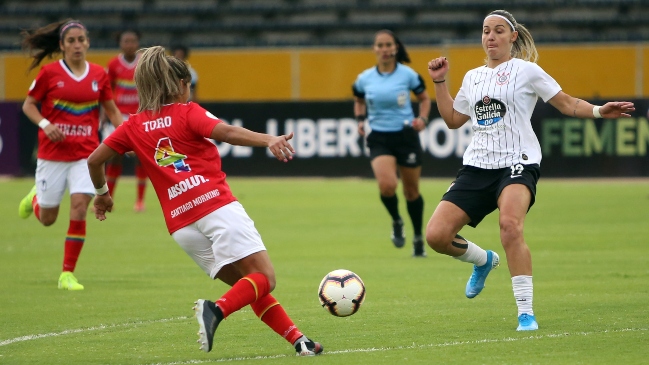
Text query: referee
352 29 431 257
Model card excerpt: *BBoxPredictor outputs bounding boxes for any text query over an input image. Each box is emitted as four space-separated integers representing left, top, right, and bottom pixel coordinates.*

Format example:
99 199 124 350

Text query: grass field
1 177 648 364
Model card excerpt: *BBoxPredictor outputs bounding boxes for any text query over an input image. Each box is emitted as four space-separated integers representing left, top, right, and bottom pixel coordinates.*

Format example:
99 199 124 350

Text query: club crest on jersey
474 96 506 126
496 71 510 85
91 80 98 92
397 91 408 107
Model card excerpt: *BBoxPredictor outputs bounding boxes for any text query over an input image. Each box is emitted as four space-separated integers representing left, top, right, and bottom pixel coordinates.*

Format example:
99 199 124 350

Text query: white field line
1 321 645 363
0 316 191 347
145 327 647 364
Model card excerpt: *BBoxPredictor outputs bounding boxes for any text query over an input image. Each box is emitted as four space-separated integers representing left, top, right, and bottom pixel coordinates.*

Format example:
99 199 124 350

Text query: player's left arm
210 122 295 162
548 91 635 119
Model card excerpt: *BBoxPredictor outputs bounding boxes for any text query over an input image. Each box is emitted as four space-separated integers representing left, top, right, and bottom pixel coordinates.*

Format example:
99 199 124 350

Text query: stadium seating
0 0 647 50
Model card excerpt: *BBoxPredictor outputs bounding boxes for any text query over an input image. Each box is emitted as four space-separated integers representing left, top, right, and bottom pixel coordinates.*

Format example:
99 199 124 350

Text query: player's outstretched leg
193 299 224 352
465 250 500 298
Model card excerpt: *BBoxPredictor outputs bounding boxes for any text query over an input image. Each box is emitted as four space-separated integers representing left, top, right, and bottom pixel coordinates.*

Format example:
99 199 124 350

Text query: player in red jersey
87 46 323 357
103 29 148 212
18 19 123 290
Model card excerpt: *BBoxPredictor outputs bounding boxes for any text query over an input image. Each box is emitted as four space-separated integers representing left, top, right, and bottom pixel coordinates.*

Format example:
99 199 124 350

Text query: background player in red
103 29 148 212
87 46 323 356
18 19 123 290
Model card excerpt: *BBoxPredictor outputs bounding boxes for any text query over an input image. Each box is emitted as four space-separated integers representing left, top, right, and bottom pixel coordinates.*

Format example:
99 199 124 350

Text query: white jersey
453 58 561 169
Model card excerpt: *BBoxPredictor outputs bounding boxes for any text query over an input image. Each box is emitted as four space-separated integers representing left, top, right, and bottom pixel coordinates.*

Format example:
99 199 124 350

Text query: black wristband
433 79 445 84
355 115 366 122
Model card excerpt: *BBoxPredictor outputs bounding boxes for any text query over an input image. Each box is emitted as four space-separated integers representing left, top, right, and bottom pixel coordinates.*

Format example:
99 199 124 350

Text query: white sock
512 275 534 316
292 335 308 346
453 240 487 266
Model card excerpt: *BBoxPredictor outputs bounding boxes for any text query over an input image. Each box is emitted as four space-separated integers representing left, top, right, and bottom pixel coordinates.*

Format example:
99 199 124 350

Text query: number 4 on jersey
155 137 191 172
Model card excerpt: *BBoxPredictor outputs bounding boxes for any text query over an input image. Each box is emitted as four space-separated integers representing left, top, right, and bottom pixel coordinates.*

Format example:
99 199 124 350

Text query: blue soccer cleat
465 250 499 298
516 313 539 331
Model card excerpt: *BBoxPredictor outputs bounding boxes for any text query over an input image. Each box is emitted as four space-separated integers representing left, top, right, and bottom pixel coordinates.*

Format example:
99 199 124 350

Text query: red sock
32 195 40 221
63 220 85 272
251 294 303 344
135 164 147 202
215 272 270 318
105 163 123 196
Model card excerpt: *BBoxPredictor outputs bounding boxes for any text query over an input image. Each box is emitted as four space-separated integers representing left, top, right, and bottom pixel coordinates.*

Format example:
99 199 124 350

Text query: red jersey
104 102 237 234
28 60 113 161
107 54 139 115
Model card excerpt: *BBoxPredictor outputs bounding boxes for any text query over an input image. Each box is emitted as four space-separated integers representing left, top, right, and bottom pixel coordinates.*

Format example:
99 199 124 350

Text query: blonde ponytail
135 46 192 113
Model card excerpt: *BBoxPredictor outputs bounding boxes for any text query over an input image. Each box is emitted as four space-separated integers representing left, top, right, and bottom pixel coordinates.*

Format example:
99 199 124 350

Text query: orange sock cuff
251 293 280 319
216 272 270 318
242 272 271 301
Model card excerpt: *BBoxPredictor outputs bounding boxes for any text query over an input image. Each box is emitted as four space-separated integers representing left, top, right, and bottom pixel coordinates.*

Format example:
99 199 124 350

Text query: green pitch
1 177 647 364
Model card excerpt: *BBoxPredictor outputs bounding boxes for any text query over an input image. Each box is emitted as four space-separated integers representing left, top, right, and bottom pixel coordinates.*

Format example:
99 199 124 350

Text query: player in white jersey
425 9 635 331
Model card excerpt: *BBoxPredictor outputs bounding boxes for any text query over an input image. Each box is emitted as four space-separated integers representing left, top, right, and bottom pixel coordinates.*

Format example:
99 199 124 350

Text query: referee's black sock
380 194 401 222
406 195 424 236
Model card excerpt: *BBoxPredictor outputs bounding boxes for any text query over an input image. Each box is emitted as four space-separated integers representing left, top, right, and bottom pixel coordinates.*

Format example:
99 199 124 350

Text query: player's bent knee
425 229 450 253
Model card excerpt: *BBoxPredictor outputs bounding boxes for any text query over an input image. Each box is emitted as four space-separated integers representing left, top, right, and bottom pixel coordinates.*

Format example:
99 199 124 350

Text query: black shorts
442 164 541 227
366 128 423 167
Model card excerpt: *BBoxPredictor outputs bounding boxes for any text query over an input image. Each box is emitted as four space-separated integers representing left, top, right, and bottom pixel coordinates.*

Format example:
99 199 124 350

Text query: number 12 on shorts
510 164 524 177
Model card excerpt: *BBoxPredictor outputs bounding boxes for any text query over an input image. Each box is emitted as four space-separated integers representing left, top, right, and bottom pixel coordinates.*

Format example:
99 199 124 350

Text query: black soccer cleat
295 338 324 356
412 235 427 257
193 299 223 352
391 219 405 248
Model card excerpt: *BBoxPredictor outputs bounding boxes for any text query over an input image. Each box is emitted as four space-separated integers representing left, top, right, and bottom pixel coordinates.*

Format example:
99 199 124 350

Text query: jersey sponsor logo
55 123 93 137
167 174 210 200
474 96 506 126
169 188 220 218
52 99 99 116
496 71 510 86
156 137 190 173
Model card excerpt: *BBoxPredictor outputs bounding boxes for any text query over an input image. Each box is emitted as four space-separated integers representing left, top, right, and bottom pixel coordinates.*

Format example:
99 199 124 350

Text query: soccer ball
318 269 366 317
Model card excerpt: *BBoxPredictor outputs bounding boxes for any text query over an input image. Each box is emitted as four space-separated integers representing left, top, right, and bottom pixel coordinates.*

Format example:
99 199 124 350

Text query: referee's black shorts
442 164 541 227
366 128 423 167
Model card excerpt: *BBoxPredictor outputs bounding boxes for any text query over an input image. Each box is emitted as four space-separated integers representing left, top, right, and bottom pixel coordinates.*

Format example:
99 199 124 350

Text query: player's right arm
87 143 120 220
22 95 65 142
427 57 470 129
210 123 295 162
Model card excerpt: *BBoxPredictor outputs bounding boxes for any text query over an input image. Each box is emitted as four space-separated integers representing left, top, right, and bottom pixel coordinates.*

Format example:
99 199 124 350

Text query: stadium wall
1 43 648 102
3 99 648 178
